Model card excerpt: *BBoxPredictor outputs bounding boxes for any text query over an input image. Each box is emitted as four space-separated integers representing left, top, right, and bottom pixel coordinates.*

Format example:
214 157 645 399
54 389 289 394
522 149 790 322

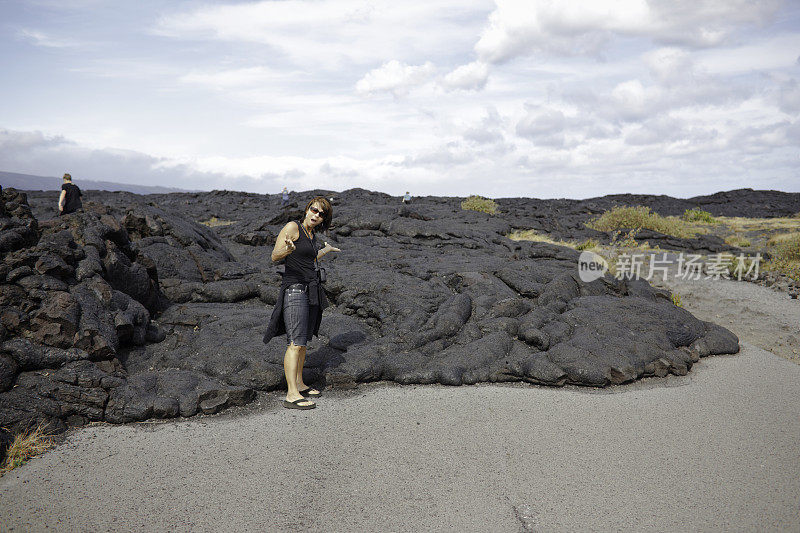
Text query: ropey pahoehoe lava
7 186 795 436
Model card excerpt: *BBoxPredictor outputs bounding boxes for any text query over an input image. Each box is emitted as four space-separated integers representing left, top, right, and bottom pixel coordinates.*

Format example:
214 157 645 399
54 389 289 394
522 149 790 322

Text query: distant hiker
281 187 290 208
402 191 412 204
58 173 82 215
263 196 341 410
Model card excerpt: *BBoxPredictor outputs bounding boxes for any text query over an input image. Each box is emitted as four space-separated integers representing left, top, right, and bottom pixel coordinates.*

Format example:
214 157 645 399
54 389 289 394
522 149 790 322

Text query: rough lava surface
5 186 795 438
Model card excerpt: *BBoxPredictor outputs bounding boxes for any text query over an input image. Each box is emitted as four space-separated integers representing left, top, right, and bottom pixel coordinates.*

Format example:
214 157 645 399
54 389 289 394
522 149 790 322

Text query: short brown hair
305 196 333 232
63 173 72 181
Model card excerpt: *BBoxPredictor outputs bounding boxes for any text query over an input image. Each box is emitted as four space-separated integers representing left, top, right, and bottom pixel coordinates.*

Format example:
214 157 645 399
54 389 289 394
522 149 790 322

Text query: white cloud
2 1 799 200
155 1 492 68
515 106 566 142
441 61 489 91
778 79 800 115
397 142 476 168
694 33 800 75
610 79 663 121
461 107 505 144
472 0 783 64
624 116 694 146
644 47 693 83
0 129 228 189
355 60 436 97
180 66 292 90
18 29 82 48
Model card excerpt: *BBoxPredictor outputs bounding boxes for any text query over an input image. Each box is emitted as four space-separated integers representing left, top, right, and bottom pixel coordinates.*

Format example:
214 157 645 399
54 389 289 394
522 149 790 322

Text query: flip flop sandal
299 388 321 397
283 398 316 410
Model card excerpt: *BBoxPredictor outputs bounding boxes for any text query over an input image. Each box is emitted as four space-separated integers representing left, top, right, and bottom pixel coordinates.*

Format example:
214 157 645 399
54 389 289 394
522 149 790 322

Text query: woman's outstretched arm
317 241 341 260
271 222 299 262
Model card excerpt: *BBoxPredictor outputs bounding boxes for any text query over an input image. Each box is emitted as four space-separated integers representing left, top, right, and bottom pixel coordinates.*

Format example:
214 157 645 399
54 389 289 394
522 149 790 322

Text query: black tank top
62 183 82 213
284 220 318 284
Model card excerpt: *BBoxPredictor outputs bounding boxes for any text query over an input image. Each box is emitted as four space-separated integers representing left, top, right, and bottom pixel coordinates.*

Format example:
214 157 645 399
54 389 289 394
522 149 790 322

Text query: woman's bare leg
284 343 313 405
296 345 307 389
296 347 320 394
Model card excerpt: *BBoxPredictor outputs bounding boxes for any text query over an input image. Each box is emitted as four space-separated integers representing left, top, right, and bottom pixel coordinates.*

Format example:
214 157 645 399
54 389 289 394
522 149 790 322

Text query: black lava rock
7 185 791 429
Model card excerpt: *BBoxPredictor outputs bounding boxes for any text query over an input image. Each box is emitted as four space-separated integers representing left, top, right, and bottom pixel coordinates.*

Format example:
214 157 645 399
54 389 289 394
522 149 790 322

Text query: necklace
300 221 313 240
299 221 318 266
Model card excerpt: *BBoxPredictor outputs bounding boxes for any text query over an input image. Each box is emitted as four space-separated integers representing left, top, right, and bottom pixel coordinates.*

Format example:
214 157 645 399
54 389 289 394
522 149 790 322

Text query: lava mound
1 187 744 433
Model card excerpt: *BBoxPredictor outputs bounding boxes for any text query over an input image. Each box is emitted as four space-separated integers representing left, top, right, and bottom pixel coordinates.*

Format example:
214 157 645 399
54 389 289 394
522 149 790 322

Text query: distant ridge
0 171 192 195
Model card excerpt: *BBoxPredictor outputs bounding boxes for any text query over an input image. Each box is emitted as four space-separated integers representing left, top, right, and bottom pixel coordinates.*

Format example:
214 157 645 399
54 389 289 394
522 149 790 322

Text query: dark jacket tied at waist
262 274 328 344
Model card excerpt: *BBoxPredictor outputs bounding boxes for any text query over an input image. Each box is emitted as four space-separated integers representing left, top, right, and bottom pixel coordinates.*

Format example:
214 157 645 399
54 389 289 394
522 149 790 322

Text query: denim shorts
283 284 318 347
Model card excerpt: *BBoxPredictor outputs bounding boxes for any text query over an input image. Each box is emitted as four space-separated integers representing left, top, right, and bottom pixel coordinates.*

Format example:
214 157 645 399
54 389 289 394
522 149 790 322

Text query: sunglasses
309 206 325 216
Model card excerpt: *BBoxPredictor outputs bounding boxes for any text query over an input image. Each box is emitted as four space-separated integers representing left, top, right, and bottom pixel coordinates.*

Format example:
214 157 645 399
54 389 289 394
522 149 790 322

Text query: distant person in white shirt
58 173 82 216
281 187 290 208
402 191 412 204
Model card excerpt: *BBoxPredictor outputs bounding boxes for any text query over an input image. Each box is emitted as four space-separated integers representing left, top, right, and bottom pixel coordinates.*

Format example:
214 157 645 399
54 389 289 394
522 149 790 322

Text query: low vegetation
670 291 683 307
764 232 800 281
601 229 651 277
767 231 800 251
507 230 598 251
608 228 643 248
724 234 751 247
512 209 800 284
722 254 761 280
586 206 696 239
575 238 599 251
461 195 498 215
715 215 800 233
682 207 716 223
508 228 654 280
200 217 235 227
1 423 56 475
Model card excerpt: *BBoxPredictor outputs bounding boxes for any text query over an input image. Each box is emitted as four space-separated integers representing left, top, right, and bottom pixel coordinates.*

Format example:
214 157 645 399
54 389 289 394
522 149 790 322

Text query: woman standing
264 196 340 409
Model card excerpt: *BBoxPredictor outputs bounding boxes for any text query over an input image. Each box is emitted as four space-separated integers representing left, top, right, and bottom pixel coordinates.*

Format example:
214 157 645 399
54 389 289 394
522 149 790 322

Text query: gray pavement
1 342 799 532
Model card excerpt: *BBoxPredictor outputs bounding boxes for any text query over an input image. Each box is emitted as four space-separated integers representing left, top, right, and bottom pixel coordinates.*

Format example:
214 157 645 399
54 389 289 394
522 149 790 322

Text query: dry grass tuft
764 232 800 281
508 229 575 247
507 231 601 252
461 195 498 215
586 206 696 239
724 234 751 248
575 238 599 251
200 217 235 227
767 232 800 250
1 423 57 474
716 216 800 233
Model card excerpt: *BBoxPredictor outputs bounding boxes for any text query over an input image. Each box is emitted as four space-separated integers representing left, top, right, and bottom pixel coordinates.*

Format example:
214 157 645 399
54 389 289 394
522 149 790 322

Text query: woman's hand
271 222 299 262
318 241 341 259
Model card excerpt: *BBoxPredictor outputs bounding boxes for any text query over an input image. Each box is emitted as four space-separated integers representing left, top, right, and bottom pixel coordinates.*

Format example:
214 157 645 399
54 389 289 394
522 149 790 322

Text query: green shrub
682 207 716 223
670 292 683 307
609 228 641 248
587 206 695 238
575 238 599 251
461 195 498 215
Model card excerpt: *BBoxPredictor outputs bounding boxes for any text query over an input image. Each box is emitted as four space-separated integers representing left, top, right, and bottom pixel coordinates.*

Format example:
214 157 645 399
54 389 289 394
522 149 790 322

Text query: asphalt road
1 342 799 532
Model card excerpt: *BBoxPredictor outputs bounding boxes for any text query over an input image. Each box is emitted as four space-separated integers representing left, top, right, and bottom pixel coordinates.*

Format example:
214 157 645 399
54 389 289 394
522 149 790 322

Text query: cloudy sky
1 0 799 198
